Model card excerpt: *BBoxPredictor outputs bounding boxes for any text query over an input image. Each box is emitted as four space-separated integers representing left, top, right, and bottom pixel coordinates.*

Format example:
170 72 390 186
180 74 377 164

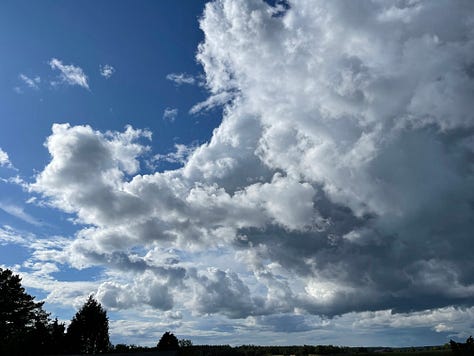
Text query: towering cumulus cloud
32 0 474 323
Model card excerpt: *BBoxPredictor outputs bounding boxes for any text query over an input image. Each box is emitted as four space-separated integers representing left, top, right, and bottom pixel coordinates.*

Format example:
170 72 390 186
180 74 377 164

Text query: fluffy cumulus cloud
0 147 13 168
28 0 474 342
100 64 115 79
49 58 89 89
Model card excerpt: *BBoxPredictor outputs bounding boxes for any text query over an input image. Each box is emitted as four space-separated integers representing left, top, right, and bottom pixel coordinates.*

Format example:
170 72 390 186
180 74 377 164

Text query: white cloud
0 203 42 226
26 0 474 342
0 175 28 190
96 271 176 311
434 323 454 333
353 306 474 336
0 225 31 245
100 64 115 79
30 124 151 221
163 107 178 122
49 58 89 89
19 73 40 89
166 73 196 85
0 148 13 168
189 91 232 114
153 143 196 165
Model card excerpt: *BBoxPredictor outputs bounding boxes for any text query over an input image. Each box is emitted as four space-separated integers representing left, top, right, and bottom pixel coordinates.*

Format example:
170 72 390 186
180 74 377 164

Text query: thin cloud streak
166 72 196 85
19 74 40 89
49 58 89 90
0 203 42 226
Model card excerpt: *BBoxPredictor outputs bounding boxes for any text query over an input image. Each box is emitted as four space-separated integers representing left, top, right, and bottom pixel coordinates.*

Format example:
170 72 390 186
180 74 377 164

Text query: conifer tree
0 268 50 355
67 295 110 354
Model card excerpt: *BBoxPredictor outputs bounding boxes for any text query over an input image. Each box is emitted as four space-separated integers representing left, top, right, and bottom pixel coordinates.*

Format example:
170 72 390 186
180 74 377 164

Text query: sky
1 0 474 348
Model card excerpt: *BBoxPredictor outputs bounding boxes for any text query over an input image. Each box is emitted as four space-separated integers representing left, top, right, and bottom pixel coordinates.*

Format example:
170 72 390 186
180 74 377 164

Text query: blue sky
1 0 474 348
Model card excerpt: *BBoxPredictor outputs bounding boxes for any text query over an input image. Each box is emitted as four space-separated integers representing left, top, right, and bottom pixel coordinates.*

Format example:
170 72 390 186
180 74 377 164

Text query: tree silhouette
0 268 51 355
157 331 179 351
67 295 110 354
179 338 193 348
450 336 474 355
49 318 66 354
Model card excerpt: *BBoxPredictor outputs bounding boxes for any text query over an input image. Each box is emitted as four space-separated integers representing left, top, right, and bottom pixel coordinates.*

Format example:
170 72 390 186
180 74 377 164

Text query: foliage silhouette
0 267 65 355
450 336 474 355
158 331 180 351
179 338 193 348
67 295 110 354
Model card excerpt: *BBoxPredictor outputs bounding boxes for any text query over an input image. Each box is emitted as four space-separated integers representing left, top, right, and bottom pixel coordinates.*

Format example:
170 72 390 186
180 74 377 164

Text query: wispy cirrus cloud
19 74 41 89
49 58 89 90
189 91 232 114
166 72 196 85
0 203 42 226
152 143 196 165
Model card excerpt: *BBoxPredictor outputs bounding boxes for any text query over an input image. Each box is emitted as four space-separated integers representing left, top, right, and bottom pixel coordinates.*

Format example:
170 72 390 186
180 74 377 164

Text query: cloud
0 148 13 168
163 107 178 122
186 267 261 318
0 175 28 190
152 143 197 166
0 203 42 226
30 124 151 221
166 73 196 85
19 74 40 89
29 0 474 337
189 91 232 114
96 270 177 311
49 58 89 89
0 225 31 245
100 64 115 79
